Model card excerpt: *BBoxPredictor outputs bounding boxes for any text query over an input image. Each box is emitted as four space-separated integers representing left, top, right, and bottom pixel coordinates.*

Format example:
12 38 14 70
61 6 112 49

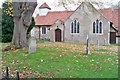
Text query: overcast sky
0 0 119 10
37 0 120 10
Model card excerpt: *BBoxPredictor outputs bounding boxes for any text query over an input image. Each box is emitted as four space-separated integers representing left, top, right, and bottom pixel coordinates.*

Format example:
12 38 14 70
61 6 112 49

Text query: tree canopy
3 0 13 17
1 1 14 42
57 0 115 9
0 8 2 42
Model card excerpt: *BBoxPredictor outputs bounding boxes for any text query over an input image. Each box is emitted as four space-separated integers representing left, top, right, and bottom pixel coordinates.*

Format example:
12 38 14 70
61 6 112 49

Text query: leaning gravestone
29 27 36 53
86 35 90 55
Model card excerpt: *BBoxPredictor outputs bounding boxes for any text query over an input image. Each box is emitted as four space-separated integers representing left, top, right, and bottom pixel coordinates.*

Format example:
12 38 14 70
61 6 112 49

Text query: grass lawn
2 41 118 78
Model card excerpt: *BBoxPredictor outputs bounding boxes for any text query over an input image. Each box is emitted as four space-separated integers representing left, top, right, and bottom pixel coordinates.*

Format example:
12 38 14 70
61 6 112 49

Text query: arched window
71 22 74 33
74 20 77 33
93 22 96 33
93 19 102 34
99 22 102 33
71 20 80 33
77 22 80 33
96 19 99 33
74 20 77 27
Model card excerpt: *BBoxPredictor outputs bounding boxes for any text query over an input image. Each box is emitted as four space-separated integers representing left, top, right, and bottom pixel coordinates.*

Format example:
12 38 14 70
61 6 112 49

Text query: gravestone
104 38 106 45
97 40 99 51
29 27 36 53
86 35 90 55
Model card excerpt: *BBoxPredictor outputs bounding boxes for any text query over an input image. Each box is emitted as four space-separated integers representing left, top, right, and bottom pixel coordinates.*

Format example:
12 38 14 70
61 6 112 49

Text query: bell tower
38 2 51 16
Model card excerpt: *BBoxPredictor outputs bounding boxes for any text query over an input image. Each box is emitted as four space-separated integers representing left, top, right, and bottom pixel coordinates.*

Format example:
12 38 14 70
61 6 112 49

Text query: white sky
0 0 119 17
36 0 120 11
0 0 119 11
0 0 120 7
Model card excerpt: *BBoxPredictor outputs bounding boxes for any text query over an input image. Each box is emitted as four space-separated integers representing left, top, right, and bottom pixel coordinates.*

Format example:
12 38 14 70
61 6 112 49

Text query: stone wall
64 2 110 45
34 26 50 40
49 20 64 42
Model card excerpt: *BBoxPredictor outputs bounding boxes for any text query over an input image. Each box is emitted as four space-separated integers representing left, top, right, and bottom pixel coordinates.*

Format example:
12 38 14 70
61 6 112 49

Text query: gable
65 2 109 22
39 2 51 10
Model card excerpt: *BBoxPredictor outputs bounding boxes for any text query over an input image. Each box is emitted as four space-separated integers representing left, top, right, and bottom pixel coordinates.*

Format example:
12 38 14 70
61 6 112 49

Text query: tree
27 17 35 35
1 1 14 43
0 8 2 42
57 0 113 9
112 4 119 9
12 0 37 48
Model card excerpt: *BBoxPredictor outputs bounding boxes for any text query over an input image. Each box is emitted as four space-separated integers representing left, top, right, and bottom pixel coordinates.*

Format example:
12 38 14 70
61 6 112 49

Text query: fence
3 67 20 80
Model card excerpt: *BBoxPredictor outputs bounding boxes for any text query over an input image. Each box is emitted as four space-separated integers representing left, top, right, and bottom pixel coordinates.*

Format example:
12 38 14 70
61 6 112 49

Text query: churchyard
1 40 118 78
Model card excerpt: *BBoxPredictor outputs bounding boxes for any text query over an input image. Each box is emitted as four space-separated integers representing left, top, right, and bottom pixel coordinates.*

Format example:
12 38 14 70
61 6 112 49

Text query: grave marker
86 35 90 55
29 27 36 53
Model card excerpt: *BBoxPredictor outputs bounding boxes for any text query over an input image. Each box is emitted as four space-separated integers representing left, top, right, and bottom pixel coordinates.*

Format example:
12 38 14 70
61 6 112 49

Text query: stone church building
34 2 118 45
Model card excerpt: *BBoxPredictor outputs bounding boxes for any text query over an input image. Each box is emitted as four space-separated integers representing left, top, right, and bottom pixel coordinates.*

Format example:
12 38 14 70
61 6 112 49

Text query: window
77 22 80 33
71 22 74 33
93 19 102 34
96 19 99 33
99 22 102 33
42 27 46 34
93 22 95 33
71 20 80 33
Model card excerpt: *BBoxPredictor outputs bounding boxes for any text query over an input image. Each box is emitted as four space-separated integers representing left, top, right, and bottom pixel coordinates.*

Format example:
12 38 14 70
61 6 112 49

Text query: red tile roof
100 8 118 29
100 8 119 35
35 11 74 25
39 2 51 10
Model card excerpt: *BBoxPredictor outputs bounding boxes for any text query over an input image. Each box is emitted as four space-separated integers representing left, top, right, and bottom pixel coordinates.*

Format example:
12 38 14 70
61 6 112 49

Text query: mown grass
2 42 118 78
36 39 49 43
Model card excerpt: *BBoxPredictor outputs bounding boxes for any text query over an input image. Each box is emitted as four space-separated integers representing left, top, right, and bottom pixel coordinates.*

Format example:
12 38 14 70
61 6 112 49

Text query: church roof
39 2 51 10
100 8 118 29
35 11 74 26
100 8 119 35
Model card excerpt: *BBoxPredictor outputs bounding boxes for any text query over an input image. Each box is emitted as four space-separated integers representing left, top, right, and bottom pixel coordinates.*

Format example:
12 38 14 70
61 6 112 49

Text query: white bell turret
39 2 51 16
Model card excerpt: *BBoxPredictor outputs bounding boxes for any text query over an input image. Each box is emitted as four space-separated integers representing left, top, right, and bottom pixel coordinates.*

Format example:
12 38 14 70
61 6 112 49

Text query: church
34 2 118 45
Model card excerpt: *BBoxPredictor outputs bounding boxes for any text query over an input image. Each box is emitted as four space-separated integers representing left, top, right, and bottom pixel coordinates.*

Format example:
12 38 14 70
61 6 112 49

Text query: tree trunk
12 1 37 48
12 17 28 48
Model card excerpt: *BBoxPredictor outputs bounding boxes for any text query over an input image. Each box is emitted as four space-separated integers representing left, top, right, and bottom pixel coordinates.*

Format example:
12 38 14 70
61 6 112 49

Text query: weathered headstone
29 27 36 53
97 40 99 51
104 38 106 45
86 35 90 55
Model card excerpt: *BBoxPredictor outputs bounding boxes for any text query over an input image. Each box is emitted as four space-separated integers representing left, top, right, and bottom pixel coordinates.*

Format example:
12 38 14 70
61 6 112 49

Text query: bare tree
12 0 37 48
57 0 113 9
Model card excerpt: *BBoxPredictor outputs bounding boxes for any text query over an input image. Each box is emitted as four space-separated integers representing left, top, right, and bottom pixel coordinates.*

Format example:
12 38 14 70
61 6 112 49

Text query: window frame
41 27 47 34
71 22 74 33
99 21 102 33
92 19 103 35
70 20 80 34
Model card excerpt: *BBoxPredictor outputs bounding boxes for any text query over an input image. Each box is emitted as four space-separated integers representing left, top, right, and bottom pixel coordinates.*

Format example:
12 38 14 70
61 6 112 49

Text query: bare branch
57 0 114 9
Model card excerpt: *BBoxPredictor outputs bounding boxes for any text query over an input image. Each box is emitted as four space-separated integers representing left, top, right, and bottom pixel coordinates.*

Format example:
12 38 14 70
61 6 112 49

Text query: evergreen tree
1 1 14 42
1 0 36 45
0 8 2 42
27 17 35 35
